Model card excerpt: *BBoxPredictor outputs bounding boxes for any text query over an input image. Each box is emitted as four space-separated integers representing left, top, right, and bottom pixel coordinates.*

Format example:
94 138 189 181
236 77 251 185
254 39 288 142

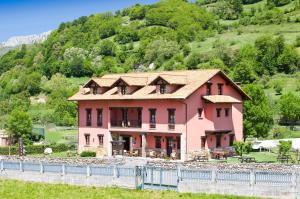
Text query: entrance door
166 137 173 157
123 136 130 151
216 134 221 148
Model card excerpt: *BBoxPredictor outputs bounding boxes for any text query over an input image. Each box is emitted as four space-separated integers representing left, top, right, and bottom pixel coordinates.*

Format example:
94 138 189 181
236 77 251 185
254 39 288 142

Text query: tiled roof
202 95 242 103
83 78 117 88
69 69 250 101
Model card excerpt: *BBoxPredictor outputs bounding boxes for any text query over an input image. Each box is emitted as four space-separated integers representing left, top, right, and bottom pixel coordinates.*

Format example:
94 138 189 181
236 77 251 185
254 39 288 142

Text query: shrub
233 141 252 156
80 151 96 157
273 81 283 95
279 140 292 156
0 143 69 155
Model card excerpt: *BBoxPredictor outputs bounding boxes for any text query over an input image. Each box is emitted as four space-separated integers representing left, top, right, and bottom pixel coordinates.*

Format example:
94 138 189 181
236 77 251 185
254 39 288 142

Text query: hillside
0 0 299 139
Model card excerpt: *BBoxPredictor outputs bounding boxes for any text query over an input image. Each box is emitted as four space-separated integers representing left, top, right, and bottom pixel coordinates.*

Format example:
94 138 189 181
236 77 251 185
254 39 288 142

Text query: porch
109 131 184 160
110 107 142 128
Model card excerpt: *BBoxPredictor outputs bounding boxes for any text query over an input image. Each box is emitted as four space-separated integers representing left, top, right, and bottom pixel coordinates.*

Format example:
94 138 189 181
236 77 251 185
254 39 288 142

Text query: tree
278 93 300 125
6 110 33 144
233 141 252 156
242 84 274 139
99 40 117 56
278 140 291 156
277 45 300 74
232 60 258 84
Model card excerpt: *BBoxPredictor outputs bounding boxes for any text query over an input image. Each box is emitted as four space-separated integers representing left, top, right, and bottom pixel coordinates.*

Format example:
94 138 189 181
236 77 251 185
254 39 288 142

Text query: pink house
69 69 250 161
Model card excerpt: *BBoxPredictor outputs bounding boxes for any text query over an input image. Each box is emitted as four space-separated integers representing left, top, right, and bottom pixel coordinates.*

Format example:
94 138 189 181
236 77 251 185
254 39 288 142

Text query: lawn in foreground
0 180 260 199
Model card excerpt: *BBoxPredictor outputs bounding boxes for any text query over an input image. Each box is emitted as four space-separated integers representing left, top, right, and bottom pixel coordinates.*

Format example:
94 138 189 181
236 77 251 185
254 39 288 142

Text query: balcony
110 107 142 129
111 120 141 128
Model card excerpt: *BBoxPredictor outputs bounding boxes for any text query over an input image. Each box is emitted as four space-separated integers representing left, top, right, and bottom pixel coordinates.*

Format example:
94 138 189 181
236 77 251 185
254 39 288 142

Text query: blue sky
0 0 159 42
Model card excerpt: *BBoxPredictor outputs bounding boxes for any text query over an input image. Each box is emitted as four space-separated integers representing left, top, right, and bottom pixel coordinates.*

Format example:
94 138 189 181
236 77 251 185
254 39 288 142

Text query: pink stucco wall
77 73 244 156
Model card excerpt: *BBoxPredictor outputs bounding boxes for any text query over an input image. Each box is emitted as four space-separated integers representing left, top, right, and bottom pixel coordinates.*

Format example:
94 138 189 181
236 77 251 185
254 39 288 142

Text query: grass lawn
0 180 260 199
45 128 78 144
227 152 278 163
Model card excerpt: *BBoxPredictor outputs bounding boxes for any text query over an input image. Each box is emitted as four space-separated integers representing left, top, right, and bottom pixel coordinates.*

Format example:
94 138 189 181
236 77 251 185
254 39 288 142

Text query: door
166 137 173 157
123 136 130 151
216 134 221 148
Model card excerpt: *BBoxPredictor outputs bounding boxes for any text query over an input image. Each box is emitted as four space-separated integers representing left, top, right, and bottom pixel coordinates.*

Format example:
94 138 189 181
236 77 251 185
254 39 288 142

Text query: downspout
178 100 188 160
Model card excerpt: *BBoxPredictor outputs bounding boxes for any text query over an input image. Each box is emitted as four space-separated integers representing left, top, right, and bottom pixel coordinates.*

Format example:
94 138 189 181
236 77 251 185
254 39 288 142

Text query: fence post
113 165 118 178
19 161 23 172
177 166 182 182
62 164 65 176
250 169 255 186
292 171 297 188
86 165 91 177
211 168 217 183
0 159 3 171
159 167 163 189
40 162 44 174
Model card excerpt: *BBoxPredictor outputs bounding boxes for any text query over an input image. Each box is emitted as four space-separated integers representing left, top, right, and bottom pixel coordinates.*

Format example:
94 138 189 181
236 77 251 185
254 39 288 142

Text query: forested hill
0 0 299 140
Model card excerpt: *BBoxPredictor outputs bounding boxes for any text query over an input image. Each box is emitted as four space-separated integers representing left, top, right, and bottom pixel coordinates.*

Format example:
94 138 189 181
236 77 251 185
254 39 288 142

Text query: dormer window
160 84 166 94
121 85 127 95
206 81 212 95
218 83 223 95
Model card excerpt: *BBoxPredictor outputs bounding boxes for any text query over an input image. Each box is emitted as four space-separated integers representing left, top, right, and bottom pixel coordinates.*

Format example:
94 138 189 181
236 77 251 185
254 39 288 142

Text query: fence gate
136 166 178 191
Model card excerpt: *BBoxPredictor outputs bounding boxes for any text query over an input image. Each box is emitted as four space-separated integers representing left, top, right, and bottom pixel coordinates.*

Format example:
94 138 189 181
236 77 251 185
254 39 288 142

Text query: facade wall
77 73 244 158
184 74 243 153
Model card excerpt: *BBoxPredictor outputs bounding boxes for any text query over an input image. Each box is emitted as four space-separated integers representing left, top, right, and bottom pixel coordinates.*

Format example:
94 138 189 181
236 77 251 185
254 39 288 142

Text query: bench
238 156 256 163
277 155 290 164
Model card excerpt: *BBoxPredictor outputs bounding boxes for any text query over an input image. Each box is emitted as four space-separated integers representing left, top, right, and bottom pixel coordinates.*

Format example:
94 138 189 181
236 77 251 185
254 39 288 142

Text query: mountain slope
0 0 299 133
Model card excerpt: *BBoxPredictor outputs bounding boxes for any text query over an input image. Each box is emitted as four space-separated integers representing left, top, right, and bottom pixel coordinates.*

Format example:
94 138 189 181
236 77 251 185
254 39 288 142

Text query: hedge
80 151 96 157
0 143 69 155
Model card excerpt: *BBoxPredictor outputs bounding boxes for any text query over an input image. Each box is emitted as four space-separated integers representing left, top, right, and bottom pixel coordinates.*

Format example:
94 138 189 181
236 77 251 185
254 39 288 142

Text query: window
177 136 180 150
160 84 166 94
97 109 103 127
84 134 90 146
201 136 206 148
225 108 230 117
229 134 235 146
86 109 92 126
168 109 175 129
155 136 161 149
216 108 221 118
98 134 104 146
120 86 127 95
216 134 221 148
206 82 212 95
149 109 156 128
217 83 223 95
198 108 203 119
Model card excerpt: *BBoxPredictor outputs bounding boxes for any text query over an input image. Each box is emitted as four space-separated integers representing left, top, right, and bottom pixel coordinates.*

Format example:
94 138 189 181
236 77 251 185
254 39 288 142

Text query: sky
0 0 159 42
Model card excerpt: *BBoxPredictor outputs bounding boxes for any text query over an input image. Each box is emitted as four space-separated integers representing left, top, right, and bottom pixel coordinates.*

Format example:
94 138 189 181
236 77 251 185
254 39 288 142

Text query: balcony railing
111 120 141 128
168 123 175 130
149 123 156 129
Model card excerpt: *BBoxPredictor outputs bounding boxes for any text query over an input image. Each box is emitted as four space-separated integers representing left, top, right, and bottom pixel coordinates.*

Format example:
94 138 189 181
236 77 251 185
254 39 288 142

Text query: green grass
45 128 78 144
191 23 299 54
0 180 260 199
227 152 278 163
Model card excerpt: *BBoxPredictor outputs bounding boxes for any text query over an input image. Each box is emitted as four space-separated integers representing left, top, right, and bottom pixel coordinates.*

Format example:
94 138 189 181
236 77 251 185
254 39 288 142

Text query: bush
279 140 292 156
80 151 96 157
0 143 69 155
233 141 252 156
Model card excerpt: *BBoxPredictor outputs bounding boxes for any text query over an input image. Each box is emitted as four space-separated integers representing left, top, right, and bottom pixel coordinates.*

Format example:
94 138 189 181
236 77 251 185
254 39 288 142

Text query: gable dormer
83 78 116 95
112 76 148 95
149 75 187 94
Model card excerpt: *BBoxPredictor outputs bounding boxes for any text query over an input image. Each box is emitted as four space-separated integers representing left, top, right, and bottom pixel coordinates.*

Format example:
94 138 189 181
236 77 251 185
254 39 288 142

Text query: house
69 69 250 160
0 129 9 147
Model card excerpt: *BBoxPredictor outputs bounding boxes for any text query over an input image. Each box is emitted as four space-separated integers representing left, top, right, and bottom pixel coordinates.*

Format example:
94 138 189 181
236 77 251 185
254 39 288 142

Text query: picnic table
194 155 208 162
277 155 290 164
238 156 256 163
211 150 228 160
